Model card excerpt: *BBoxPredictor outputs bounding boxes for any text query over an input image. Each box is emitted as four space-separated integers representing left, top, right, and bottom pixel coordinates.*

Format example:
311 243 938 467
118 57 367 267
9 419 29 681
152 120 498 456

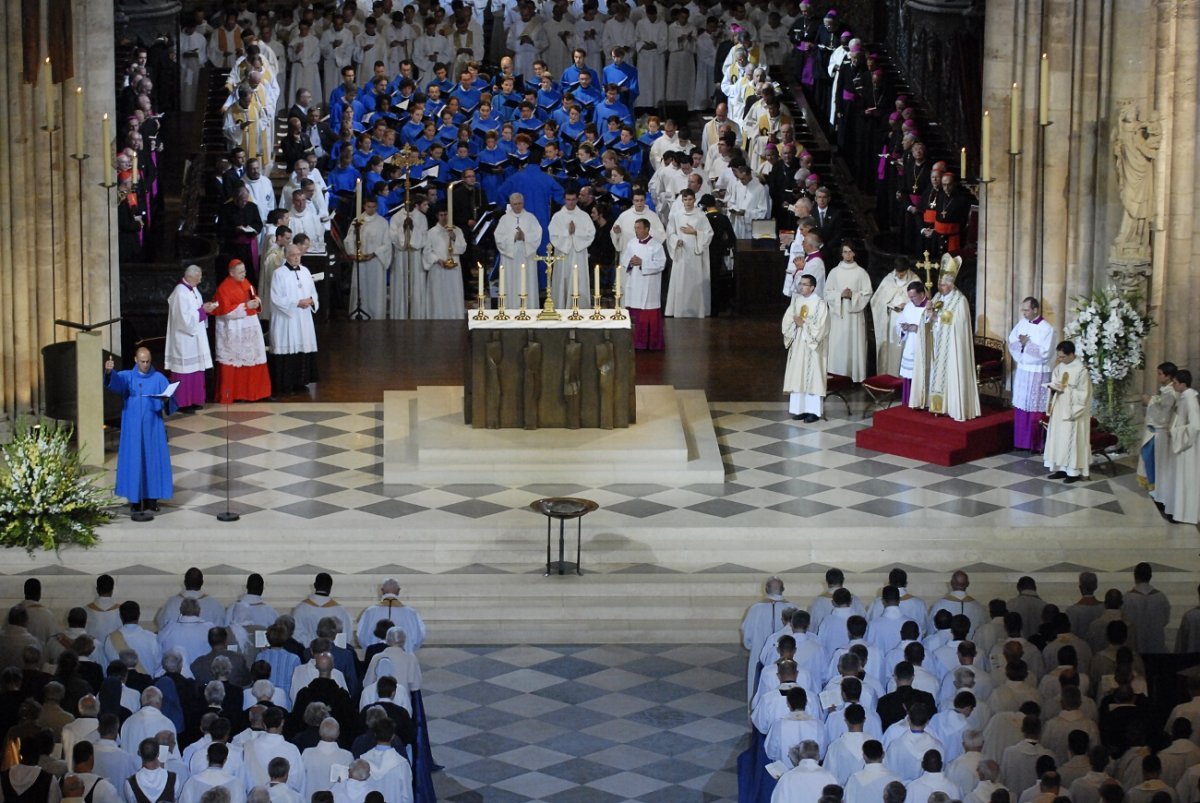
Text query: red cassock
212 276 272 403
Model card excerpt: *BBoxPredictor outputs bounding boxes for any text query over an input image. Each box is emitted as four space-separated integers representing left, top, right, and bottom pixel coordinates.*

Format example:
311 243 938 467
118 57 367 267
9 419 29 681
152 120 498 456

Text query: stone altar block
464 312 636 429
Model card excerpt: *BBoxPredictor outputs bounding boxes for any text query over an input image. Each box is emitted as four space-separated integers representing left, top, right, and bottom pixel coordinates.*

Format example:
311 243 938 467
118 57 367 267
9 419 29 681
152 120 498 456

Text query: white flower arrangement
1062 286 1152 449
0 420 115 553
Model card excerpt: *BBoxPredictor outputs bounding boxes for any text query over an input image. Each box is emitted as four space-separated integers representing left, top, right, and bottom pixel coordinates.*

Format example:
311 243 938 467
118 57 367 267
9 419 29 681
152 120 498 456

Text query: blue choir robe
602 61 640 105
498 165 564 251
451 85 482 115
106 367 176 503
400 120 426 145
447 155 479 179
471 112 502 144
515 116 544 138
364 171 386 196
351 148 376 170
537 89 563 116
561 64 600 91
496 91 524 121
478 147 511 203
326 165 359 212
593 98 633 127
573 85 604 114
331 98 368 133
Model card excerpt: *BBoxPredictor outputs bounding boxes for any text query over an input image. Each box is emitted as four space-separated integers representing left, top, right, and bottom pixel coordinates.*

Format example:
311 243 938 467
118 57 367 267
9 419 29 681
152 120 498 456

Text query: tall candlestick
572 263 579 297
102 113 112 179
74 87 84 156
355 178 363 219
246 104 257 159
959 147 966 180
981 111 991 182
594 263 600 302
1009 82 1021 154
44 58 54 130
520 262 527 296
1039 53 1050 125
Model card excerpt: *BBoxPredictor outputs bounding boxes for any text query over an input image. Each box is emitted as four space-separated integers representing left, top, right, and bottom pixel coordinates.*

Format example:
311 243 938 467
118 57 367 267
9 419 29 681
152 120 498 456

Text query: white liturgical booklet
766 761 787 779
819 688 842 710
146 381 179 399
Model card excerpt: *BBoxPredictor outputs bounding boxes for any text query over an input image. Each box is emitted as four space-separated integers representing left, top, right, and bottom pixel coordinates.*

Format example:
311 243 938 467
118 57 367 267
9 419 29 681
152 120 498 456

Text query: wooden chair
974 336 1005 400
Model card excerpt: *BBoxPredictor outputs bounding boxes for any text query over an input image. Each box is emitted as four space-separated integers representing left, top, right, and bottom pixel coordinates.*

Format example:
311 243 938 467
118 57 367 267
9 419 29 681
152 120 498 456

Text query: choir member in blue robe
447 143 479 180
451 74 482 115
561 50 600 91
105 348 176 512
471 101 503 144
537 81 563 118
593 85 634 127
602 47 640 106
572 73 604 116
477 132 511 204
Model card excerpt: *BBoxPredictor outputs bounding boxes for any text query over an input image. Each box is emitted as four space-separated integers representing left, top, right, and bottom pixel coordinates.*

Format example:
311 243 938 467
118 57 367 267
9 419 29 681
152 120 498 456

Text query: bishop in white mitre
925 261 980 421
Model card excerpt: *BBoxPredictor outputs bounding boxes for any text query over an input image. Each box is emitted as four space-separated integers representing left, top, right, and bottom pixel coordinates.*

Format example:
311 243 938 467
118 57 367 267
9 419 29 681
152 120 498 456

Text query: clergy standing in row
389 193 430 319
924 260 980 421
494 193 544 300
1164 370 1200 525
105 348 175 514
345 196 392 321
1138 362 1178 497
870 263 920 376
664 189 715 318
782 273 830 423
898 281 930 407
727 165 771 240
1043 340 1092 483
269 245 320 393
1007 297 1055 452
622 218 668 351
165 264 218 411
611 191 666 254
424 205 468 319
213 259 271 404
823 242 872 382
548 188 597 309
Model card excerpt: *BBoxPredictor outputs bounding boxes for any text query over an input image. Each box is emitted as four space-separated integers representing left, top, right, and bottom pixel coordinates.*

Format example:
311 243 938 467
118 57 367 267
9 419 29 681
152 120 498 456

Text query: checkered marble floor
423 643 744 803
101 400 1152 529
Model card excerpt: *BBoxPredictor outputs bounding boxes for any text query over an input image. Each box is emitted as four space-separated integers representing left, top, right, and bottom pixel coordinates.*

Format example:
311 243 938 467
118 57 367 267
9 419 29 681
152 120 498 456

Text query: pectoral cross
915 250 938 295
537 243 569 320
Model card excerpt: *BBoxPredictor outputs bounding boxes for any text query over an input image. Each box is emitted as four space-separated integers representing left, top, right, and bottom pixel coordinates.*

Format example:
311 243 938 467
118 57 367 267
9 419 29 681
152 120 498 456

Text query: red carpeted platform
855 405 1015 466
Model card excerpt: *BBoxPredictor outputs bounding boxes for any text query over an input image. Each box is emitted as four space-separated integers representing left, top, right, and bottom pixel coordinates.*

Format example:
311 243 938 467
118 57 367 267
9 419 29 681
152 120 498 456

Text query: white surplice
822 262 872 381
663 204 714 318
548 207 596 308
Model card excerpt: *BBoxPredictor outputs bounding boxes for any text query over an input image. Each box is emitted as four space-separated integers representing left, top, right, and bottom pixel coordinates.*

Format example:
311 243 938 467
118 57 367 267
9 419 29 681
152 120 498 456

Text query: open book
147 381 179 400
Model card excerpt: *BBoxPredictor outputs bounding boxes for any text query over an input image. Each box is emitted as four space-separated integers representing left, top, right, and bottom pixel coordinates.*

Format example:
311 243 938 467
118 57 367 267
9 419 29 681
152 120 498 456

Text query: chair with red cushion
974 336 1005 400
825 373 853 419
861 374 903 418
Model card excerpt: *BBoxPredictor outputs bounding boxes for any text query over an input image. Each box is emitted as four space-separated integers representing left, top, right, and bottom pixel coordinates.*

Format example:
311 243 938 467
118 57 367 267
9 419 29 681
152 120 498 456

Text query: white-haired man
166 264 219 410
356 578 426 651
120 688 177 756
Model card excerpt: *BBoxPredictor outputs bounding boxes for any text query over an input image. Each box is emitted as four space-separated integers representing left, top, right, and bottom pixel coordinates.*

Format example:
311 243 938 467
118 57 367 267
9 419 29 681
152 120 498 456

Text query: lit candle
74 87 84 157
447 181 454 228
520 262 526 296
959 147 966 180
246 103 257 159
594 263 600 304
615 264 621 295
1009 82 1021 154
499 264 505 298
131 151 139 186
43 58 54 130
572 263 579 297
102 113 112 179
478 263 484 298
355 178 363 219
1039 53 1050 126
980 111 991 182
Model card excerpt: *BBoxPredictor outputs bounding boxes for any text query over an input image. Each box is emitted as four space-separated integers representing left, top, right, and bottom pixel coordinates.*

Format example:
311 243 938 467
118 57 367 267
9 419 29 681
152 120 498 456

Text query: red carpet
855 405 1015 466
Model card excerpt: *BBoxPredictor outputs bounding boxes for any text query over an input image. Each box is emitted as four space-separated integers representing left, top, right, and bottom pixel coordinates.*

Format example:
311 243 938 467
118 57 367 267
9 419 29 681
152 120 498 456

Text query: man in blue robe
498 163 564 252
105 347 176 513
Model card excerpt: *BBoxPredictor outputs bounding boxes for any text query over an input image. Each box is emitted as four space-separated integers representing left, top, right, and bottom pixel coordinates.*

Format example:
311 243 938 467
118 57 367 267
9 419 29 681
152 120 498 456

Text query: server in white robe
1007 297 1056 451
611 192 666 254
665 10 696 104
345 197 392 321
726 165 771 240
1166 371 1200 525
388 195 430 319
548 190 597 308
179 23 207 113
507 5 548 79
822 243 872 381
287 24 322 109
782 273 830 422
241 158 276 224
869 266 920 376
208 14 243 70
1043 341 1093 482
1138 363 1179 498
772 743 840 803
897 282 930 408
422 208 468 319
269 245 320 392
925 265 981 421
663 189 714 318
319 20 356 103
783 232 825 299
634 8 668 107
355 20 387 76
741 577 792 701
621 219 669 350
494 194 544 300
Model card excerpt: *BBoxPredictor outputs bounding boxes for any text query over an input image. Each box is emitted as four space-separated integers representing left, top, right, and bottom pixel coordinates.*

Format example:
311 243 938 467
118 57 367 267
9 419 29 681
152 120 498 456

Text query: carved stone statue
1111 104 1161 261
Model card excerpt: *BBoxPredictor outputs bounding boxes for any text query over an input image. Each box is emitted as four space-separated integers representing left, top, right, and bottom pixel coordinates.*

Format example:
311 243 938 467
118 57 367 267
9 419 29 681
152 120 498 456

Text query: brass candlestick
516 293 531 320
494 295 510 320
568 293 583 321
589 303 605 320
472 292 488 320
611 289 627 320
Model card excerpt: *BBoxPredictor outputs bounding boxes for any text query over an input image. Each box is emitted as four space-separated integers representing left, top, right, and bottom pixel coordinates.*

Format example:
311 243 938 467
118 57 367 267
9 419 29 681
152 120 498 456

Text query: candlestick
981 111 992 182
43 58 54 130
1039 53 1050 126
1009 82 1021 154
102 114 112 179
355 178 363 219
959 147 966 180
516 293 531 320
495 293 510 320
246 107 257 159
74 87 85 156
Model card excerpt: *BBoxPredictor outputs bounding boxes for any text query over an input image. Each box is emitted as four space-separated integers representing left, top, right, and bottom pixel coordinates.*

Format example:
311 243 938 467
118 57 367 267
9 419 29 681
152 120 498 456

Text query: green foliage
0 420 115 554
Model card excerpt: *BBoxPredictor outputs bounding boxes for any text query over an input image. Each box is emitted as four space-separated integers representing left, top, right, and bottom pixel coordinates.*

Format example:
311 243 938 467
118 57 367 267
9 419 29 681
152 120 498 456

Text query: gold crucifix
915 250 938 295
537 243 569 321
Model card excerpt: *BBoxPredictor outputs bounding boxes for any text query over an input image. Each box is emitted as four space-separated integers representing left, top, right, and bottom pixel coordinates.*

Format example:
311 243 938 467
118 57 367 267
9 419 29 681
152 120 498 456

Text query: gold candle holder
494 295 510 320
515 293 531 320
611 290 627 320
472 294 488 320
589 302 605 320
568 294 583 321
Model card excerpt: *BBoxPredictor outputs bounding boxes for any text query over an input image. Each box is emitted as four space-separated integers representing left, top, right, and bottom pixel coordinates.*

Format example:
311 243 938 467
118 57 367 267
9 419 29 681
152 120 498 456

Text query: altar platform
855 404 1016 466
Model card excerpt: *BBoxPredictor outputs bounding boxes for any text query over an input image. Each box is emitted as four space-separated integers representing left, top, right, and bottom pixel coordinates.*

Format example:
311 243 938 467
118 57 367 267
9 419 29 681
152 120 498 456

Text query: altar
463 311 636 429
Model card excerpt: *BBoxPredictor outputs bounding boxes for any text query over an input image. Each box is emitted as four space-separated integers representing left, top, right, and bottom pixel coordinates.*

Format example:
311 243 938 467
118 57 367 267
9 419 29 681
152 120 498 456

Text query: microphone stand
216 403 240 522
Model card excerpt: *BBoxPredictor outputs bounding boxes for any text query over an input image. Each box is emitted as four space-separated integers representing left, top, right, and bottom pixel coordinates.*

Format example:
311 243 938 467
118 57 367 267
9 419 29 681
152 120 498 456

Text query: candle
959 147 966 180
499 264 505 298
615 264 622 295
572 263 579 297
594 263 600 303
246 102 257 159
1009 82 1021 154
447 181 454 228
981 110 991 182
74 87 84 156
1039 53 1050 125
355 177 363 219
478 263 484 298
131 151 138 186
43 58 54 130
102 113 112 179
520 262 526 296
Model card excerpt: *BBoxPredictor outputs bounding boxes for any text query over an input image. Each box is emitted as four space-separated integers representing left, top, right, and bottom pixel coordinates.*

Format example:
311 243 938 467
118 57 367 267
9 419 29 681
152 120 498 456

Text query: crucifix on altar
537 244 569 321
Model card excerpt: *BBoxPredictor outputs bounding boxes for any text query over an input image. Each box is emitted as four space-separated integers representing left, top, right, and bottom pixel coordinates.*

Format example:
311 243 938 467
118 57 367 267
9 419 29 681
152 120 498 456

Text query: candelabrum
494 294 510 320
568 292 583 321
611 288 626 320
515 293 531 320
